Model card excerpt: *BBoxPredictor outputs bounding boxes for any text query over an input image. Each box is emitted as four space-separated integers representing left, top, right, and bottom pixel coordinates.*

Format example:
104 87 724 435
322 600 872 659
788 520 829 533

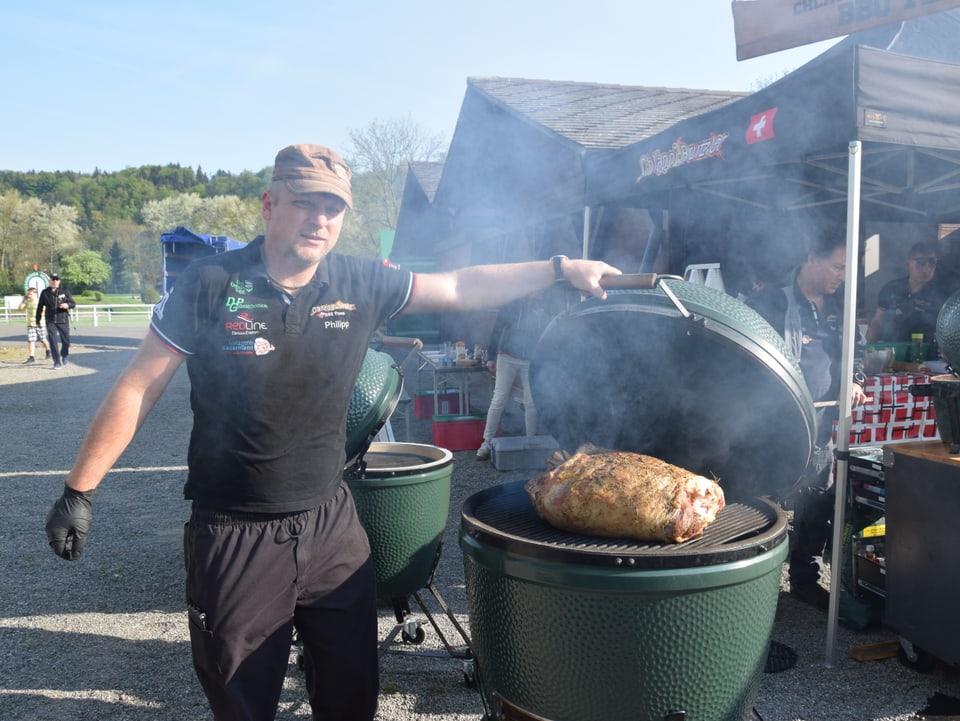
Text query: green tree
139 193 260 241
30 201 81 272
0 190 42 289
344 116 445 257
108 241 126 292
140 193 205 232
192 195 263 242
60 249 111 292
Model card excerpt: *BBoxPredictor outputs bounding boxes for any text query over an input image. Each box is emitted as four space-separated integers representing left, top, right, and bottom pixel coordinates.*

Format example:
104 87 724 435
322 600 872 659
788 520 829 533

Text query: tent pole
582 205 591 259
825 140 863 667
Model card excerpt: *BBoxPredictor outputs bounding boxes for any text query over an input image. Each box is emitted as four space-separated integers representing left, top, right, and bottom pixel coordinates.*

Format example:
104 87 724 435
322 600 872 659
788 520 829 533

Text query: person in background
748 235 870 610
865 240 947 360
36 273 76 369
17 287 50 363
42 143 620 721
476 289 556 460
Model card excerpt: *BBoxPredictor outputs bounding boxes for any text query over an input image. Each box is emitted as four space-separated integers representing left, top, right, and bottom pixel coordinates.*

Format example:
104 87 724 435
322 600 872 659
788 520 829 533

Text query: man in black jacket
36 274 76 369
748 235 870 609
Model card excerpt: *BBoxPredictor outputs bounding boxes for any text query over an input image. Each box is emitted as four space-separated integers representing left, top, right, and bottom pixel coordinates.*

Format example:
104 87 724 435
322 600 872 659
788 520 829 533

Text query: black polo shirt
876 276 947 353
151 237 413 513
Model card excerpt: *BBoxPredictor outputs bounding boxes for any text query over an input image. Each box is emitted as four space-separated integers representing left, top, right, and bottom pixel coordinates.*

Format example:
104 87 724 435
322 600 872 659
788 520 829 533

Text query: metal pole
825 140 862 666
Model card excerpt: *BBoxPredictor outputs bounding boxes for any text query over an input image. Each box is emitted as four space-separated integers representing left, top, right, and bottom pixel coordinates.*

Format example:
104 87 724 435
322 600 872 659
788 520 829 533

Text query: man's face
907 253 937 286
809 247 846 296
261 184 347 268
50 279 60 288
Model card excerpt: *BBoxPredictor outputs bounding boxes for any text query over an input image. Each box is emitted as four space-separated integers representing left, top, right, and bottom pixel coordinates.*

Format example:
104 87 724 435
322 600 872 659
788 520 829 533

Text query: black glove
45 485 94 560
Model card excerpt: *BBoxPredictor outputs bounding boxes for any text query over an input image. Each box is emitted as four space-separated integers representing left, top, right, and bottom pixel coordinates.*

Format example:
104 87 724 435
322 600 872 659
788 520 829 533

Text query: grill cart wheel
400 620 426 645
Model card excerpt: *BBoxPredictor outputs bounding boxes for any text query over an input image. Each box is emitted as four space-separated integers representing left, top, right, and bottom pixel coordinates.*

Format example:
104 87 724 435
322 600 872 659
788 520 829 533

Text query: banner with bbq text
731 0 960 60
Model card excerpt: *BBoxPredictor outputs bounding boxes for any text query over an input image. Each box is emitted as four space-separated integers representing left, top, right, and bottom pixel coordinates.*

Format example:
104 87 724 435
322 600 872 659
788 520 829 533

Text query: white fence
0 304 154 326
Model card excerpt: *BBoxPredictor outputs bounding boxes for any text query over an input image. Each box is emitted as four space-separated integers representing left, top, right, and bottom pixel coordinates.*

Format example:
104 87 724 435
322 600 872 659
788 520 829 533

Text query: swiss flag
746 108 777 144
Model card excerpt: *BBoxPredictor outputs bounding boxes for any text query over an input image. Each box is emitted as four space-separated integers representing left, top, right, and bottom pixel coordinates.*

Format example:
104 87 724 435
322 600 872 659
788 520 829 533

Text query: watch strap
551 255 568 282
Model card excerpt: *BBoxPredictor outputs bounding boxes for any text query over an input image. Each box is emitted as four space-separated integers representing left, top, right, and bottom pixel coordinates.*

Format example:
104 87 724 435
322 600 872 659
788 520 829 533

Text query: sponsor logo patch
311 299 356 330
225 296 269 313
225 312 268 336
222 337 276 356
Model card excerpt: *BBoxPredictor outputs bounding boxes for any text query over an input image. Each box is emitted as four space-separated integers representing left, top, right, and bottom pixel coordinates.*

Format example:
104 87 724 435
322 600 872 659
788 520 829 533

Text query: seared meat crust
525 444 725 543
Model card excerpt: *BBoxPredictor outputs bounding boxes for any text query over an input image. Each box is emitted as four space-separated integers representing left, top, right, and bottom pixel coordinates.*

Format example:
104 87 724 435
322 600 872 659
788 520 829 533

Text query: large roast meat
526 444 725 542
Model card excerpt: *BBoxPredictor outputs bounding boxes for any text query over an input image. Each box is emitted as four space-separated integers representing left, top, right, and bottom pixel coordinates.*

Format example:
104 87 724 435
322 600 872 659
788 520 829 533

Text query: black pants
183 484 378 721
46 321 70 364
788 472 835 588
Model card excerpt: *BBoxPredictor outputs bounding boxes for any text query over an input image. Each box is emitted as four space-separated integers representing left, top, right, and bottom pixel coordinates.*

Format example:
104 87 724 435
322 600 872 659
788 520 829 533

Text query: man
36 273 75 368
43 143 620 721
748 235 870 610
17 287 50 363
865 240 947 360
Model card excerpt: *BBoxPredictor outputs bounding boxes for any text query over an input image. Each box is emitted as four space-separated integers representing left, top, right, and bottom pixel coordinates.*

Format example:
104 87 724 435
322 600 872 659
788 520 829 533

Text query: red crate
432 414 485 451
414 389 460 419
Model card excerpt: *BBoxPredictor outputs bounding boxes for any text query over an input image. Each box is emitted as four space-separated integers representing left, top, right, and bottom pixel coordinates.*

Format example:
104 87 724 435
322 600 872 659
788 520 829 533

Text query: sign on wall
732 0 960 60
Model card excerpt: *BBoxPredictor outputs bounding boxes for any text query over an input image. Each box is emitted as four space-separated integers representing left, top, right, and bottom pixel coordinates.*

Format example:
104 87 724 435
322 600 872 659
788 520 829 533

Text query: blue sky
0 1 839 174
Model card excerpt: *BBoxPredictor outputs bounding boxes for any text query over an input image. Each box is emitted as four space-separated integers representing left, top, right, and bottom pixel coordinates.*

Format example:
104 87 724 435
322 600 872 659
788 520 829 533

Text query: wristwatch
551 255 568 282
853 371 866 387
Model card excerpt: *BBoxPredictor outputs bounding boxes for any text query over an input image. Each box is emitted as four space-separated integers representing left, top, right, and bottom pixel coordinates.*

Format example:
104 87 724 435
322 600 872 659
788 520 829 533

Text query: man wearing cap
36 273 76 369
43 144 620 720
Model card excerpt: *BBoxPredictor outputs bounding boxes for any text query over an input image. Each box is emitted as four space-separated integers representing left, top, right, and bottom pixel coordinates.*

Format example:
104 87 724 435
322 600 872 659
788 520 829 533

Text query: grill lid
461 481 787 568
344 348 403 465
529 280 816 499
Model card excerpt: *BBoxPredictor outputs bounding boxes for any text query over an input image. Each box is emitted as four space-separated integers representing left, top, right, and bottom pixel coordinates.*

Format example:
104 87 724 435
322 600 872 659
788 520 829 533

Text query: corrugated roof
467 77 749 150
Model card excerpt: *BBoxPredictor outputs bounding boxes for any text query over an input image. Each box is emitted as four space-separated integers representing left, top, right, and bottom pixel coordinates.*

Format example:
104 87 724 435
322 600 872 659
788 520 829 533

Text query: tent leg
825 140 863 668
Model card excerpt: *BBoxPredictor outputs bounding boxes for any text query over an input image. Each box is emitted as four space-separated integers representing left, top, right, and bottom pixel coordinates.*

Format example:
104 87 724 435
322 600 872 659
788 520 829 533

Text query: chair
683 263 725 291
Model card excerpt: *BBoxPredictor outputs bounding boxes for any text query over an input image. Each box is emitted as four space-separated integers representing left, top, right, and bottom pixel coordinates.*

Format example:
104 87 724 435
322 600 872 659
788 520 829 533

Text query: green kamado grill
345 441 453 600
343 345 471 661
910 290 960 452
344 347 404 465
460 277 813 721
936 287 960 372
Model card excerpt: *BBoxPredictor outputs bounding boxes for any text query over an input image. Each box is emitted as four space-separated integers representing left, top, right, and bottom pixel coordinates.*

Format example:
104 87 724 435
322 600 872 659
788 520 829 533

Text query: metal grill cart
345 443 474 683
341 341 476 683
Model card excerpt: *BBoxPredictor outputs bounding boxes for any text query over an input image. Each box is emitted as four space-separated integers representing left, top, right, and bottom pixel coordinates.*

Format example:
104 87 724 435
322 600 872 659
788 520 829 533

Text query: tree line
0 116 445 298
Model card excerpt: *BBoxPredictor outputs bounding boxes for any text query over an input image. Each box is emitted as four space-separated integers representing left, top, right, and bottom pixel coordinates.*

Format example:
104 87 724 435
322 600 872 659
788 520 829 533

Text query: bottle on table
911 332 924 364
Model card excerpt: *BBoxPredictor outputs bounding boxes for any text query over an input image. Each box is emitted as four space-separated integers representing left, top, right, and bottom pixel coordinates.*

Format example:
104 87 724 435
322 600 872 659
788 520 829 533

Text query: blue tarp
160 226 245 252
161 226 245 293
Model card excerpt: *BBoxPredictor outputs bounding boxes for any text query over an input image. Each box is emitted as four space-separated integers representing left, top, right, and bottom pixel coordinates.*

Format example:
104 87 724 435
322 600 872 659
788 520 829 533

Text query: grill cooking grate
461 481 786 568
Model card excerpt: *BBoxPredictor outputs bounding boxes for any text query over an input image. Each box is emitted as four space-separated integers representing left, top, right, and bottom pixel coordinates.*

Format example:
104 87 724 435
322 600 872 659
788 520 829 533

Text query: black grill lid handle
600 274 691 319
599 273 659 289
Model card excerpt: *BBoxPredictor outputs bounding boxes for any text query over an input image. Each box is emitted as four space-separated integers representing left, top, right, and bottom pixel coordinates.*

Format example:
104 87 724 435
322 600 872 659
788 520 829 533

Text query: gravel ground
1 322 959 721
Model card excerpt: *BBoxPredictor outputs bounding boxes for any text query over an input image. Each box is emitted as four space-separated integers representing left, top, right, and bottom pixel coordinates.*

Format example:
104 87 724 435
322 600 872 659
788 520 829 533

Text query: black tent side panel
856 46 960 149
582 43 860 205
